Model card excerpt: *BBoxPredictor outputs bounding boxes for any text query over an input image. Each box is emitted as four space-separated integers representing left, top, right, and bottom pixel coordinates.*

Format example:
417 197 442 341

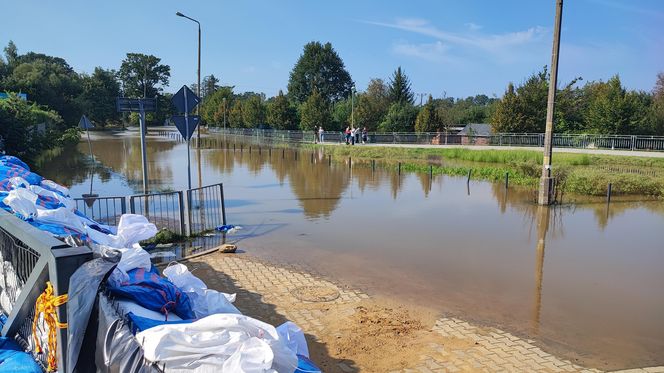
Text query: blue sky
2 0 663 99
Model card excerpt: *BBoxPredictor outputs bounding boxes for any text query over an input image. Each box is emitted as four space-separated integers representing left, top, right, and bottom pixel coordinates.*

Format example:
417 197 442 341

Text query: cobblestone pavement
186 253 663 373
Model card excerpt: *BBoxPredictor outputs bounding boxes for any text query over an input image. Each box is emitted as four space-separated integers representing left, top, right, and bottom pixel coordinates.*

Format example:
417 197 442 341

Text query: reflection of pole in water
532 205 551 334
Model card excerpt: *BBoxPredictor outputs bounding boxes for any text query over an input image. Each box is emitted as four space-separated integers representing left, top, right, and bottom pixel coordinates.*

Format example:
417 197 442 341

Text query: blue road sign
78 115 94 130
172 85 200 114
171 115 200 141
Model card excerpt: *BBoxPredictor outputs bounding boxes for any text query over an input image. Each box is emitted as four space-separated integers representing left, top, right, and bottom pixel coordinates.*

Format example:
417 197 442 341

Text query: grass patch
304 143 664 197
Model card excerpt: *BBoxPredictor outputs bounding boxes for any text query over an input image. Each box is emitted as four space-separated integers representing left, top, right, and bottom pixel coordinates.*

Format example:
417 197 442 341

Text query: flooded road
37 131 664 370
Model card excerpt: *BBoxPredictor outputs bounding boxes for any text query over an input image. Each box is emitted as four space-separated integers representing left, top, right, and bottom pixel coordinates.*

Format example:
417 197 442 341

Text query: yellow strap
32 281 68 372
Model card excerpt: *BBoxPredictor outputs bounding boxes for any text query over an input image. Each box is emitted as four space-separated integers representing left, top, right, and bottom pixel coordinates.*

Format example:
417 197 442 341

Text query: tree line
2 38 663 164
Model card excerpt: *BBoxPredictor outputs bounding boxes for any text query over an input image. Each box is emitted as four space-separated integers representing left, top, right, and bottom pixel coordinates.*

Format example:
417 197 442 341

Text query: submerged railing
192 127 664 152
71 184 227 237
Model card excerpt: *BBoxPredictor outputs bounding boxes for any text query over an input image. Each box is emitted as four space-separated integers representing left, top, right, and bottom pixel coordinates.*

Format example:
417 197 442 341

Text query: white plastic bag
163 263 239 317
116 214 158 247
276 321 309 358
117 300 183 322
6 177 29 190
36 207 85 232
116 244 152 274
30 185 75 210
162 263 208 292
40 179 70 197
136 313 298 373
3 188 38 218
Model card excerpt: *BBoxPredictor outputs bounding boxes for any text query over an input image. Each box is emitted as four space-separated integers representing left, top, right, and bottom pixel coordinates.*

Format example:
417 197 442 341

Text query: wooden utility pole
538 0 563 205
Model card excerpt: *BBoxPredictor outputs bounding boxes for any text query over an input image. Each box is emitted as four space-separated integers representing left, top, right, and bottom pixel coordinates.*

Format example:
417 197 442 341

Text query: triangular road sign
78 115 94 130
171 85 200 114
171 115 200 141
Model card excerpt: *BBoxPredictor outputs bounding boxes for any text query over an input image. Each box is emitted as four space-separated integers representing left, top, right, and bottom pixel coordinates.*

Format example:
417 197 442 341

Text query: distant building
458 123 492 145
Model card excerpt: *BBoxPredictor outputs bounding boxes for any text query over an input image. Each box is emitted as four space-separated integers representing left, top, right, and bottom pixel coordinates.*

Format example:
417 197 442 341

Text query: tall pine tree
388 67 414 105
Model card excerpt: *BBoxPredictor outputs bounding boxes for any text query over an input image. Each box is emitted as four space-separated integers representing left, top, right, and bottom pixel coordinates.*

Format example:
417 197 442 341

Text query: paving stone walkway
185 252 663 373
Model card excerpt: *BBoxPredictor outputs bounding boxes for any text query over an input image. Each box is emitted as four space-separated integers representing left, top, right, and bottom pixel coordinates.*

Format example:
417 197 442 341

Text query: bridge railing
197 127 664 152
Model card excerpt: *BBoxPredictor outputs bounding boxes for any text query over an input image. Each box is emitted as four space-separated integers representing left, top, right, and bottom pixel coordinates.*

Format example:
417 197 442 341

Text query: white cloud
392 40 450 61
364 18 547 56
465 22 483 31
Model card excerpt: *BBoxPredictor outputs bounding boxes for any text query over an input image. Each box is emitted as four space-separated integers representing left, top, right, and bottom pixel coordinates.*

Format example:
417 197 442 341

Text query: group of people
313 126 369 145
344 127 368 145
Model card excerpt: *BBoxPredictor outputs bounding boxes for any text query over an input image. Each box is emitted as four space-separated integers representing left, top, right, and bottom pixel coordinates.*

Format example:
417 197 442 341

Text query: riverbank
305 143 664 198
187 251 662 372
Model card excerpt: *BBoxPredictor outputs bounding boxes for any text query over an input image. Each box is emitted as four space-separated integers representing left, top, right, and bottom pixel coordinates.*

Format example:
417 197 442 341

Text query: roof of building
458 123 492 136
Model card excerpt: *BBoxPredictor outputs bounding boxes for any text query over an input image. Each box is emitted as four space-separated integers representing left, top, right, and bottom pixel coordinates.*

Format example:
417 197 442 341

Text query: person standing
362 127 368 144
318 126 325 143
351 127 356 145
345 126 351 145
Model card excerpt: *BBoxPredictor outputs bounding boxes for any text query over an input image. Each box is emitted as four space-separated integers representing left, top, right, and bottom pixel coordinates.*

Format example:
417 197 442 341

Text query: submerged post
538 0 564 205
607 183 612 204
398 162 401 175
467 169 472 183
505 172 510 189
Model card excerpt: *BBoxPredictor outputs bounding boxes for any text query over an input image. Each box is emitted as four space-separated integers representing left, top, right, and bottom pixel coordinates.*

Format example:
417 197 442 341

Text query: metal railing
187 183 226 236
73 196 127 226
130 191 186 235
201 128 664 151
0 211 92 372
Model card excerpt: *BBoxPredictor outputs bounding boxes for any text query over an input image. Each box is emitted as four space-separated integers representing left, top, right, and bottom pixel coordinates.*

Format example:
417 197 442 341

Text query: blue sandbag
126 312 193 334
295 354 322 373
28 220 88 241
0 165 42 186
0 156 30 172
108 266 195 320
0 337 42 373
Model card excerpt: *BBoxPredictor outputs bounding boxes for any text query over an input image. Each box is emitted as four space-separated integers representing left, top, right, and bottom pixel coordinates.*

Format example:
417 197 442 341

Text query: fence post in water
398 162 401 175
372 159 376 172
505 172 509 189
233 143 236 152
467 169 472 183
259 147 261 155
328 154 331 166
282 148 285 159
429 165 433 179
607 183 612 204
295 151 298 160
349 157 352 170
311 152 314 164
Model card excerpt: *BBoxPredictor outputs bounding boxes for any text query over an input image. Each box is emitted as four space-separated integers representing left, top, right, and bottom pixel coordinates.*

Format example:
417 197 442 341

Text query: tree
378 102 418 132
201 74 220 99
584 75 649 134
267 90 298 130
415 95 438 132
331 98 352 130
299 90 331 131
77 67 121 127
1 42 83 125
650 72 664 135
242 95 266 128
200 86 234 125
388 67 414 105
229 100 244 128
355 78 390 131
118 53 170 98
287 41 353 104
0 93 63 163
491 83 524 132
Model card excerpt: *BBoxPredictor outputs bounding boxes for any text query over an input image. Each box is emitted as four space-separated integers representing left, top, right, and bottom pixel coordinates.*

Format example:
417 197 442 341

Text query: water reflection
34 132 664 369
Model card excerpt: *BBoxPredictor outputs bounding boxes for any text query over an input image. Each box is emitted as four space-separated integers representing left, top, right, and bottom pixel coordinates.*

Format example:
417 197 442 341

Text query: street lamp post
176 11 201 141
351 85 356 129
223 97 227 131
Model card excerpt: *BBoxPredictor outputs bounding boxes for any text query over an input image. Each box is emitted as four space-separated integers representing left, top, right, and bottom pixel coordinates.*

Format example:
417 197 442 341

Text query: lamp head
176 12 185 17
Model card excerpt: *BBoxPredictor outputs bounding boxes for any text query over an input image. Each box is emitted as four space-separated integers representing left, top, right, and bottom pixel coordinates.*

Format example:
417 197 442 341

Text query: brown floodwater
37 131 664 370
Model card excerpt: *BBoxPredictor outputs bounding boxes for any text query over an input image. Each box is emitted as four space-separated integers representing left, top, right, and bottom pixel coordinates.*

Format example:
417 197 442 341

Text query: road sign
116 97 157 113
172 85 200 114
78 115 94 130
171 115 201 141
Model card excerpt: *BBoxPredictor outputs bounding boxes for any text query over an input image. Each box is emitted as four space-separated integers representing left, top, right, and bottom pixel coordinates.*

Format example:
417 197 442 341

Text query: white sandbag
162 263 208 293
3 188 38 218
117 300 182 322
116 214 158 247
116 244 152 274
84 225 118 246
29 185 75 210
6 177 29 190
163 263 238 317
36 207 85 232
136 313 298 373
276 321 309 358
40 179 70 197
187 289 240 318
